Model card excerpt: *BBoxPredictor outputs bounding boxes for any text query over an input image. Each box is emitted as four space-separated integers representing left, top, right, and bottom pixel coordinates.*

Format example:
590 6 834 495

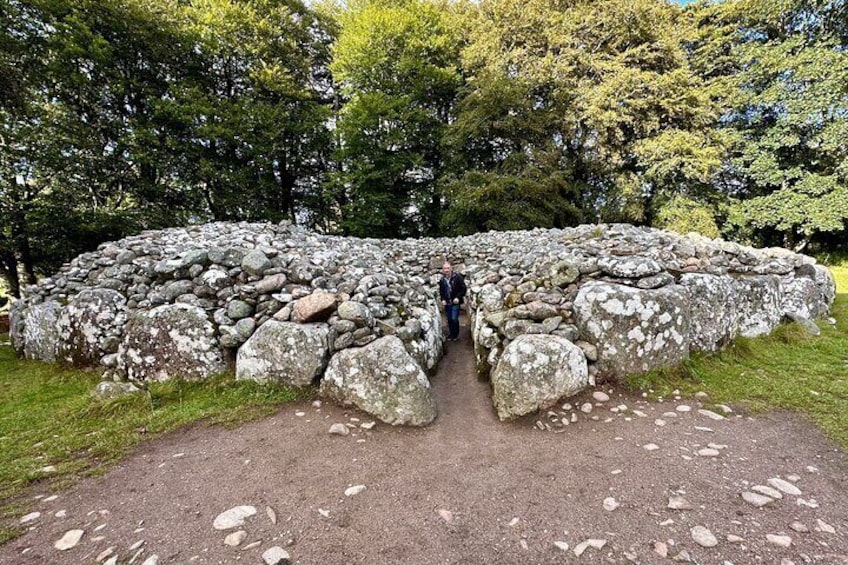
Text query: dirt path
2 323 848 564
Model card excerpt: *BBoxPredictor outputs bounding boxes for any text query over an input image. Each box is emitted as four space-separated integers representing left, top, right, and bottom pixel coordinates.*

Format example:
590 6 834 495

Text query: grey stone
227 300 254 320
679 274 737 352
691 526 718 548
208 247 245 268
320 336 437 426
234 318 257 341
549 259 580 286
164 280 195 302
637 272 675 289
337 300 375 327
262 546 291 565
255 273 288 294
734 275 782 337
92 381 142 400
20 301 63 362
117 304 225 382
241 249 272 277
236 321 329 387
57 289 127 367
54 529 84 550
491 335 588 420
573 282 690 377
213 505 257 530
598 255 663 278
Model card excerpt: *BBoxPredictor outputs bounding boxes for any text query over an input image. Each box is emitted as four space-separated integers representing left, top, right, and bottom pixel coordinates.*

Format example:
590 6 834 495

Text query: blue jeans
445 304 460 339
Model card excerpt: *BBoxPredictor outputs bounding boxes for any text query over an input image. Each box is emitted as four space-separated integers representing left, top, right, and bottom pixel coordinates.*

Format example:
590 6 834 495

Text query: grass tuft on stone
0 347 308 543
627 262 848 450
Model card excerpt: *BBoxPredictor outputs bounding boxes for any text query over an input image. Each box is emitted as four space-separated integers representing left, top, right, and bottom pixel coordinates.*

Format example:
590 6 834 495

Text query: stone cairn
10 222 835 425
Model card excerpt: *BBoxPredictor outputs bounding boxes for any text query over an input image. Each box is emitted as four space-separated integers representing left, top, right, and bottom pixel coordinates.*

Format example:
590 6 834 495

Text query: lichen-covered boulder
781 276 823 321
320 336 437 426
57 289 127 367
597 255 663 278
812 264 837 317
117 303 226 382
91 381 142 401
19 301 63 362
574 282 690 376
9 300 27 356
679 274 738 352
733 275 782 338
336 300 374 327
491 334 588 421
236 321 329 387
404 304 443 372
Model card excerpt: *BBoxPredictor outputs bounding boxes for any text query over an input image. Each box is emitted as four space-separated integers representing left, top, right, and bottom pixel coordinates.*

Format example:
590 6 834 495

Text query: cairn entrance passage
10 222 836 426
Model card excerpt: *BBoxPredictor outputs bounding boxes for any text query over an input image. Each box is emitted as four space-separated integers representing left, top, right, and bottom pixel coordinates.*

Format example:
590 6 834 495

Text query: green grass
0 348 309 543
628 261 848 450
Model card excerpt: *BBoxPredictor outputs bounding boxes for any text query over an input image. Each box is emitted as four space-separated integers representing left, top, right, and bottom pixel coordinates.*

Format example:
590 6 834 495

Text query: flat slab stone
213 506 257 530
54 529 84 550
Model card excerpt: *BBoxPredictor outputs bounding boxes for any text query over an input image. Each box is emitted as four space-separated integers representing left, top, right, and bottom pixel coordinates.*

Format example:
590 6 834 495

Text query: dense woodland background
1 0 846 298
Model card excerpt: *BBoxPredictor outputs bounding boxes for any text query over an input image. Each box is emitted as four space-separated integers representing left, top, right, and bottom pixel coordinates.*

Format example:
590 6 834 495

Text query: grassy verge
628 262 848 450
0 347 309 544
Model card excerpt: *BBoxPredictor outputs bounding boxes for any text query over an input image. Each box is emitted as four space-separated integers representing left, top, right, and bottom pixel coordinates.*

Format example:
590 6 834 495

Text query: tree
174 0 336 224
329 0 462 237
444 0 724 233
689 0 848 249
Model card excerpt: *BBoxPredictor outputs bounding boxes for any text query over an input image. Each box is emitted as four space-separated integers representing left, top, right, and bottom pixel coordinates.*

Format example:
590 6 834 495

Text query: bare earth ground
2 321 847 565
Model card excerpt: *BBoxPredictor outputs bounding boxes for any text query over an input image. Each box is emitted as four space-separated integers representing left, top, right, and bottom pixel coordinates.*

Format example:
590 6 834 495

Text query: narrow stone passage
430 315 495 423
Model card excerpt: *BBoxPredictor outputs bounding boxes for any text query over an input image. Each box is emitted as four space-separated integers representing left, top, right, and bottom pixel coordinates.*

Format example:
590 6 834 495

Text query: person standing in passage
439 261 466 341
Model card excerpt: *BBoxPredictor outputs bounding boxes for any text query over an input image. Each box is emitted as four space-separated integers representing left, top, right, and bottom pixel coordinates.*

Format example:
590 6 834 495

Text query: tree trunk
277 151 295 222
0 246 21 298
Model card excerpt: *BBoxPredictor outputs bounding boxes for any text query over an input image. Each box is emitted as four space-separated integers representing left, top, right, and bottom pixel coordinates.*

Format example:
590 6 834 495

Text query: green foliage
0 0 336 295
689 0 848 248
627 264 848 450
329 0 461 237
0 345 308 517
2 0 847 289
655 195 720 238
447 0 724 228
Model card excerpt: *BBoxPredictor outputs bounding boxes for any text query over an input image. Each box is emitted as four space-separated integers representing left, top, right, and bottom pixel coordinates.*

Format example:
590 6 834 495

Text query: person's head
442 261 452 277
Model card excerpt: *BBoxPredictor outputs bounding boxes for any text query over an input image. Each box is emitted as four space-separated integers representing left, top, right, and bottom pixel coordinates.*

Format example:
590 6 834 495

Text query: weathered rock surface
236 321 329 387
10 221 835 423
320 336 437 426
21 301 63 362
679 274 737 352
491 335 588 420
57 289 127 366
573 282 690 377
117 304 226 382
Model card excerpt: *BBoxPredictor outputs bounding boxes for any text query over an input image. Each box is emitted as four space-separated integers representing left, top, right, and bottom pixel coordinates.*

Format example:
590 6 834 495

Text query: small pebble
766 534 792 548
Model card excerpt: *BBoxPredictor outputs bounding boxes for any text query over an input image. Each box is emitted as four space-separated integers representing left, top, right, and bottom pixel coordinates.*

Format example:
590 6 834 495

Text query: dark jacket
439 272 467 303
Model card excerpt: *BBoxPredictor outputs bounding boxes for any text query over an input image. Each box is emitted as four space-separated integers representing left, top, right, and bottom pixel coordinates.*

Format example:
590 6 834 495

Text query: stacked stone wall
10 222 836 424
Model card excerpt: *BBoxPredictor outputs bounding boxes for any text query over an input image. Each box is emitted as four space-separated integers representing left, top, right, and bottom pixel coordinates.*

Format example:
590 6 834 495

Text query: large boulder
491 334 589 421
679 274 738 352
403 303 443 372
236 321 329 387
574 282 690 376
19 301 63 362
8 301 26 356
56 289 127 367
781 276 823 321
733 275 782 337
320 336 437 426
813 264 837 311
117 303 226 382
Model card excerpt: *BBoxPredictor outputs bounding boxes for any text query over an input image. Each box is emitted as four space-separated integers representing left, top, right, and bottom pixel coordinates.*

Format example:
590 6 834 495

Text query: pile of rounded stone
9 222 835 426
